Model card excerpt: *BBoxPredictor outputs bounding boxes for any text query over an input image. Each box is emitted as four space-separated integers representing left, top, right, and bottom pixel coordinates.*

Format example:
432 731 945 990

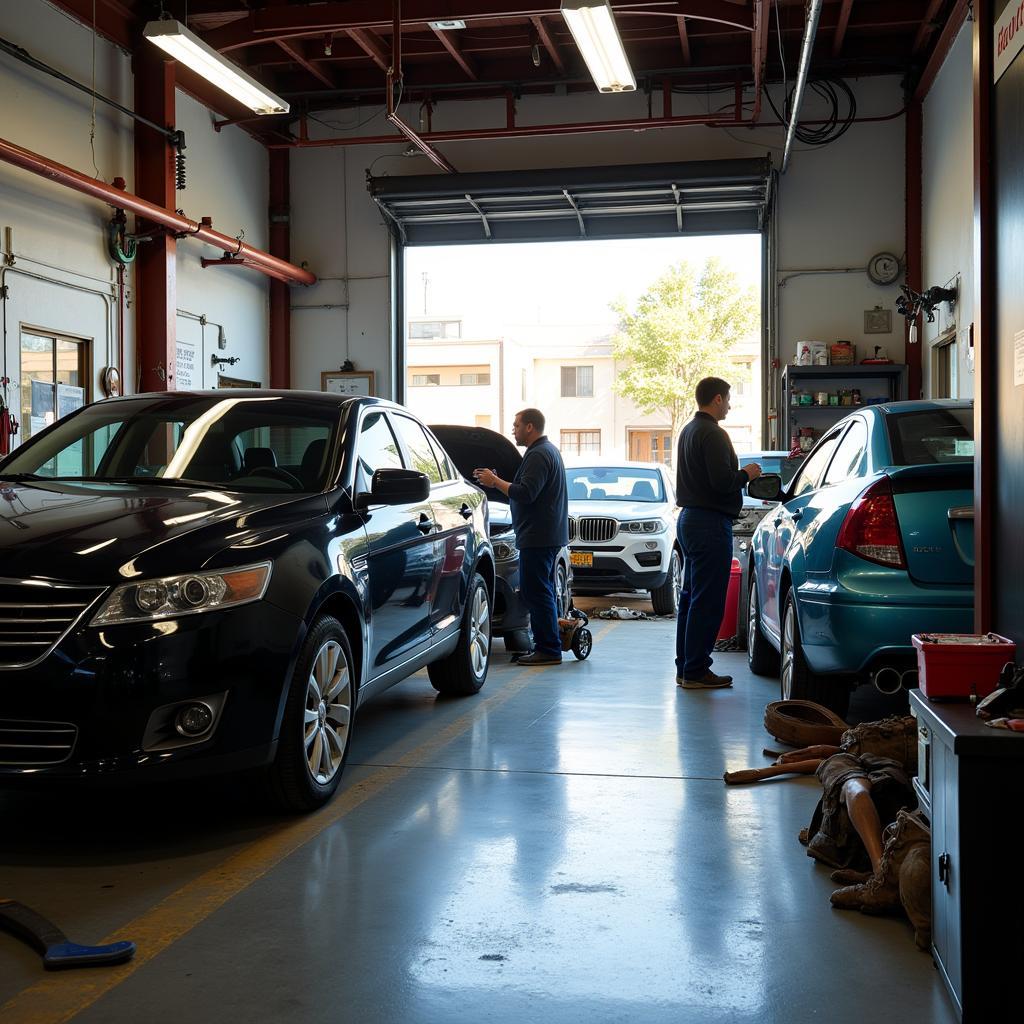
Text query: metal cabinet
909 690 1024 1022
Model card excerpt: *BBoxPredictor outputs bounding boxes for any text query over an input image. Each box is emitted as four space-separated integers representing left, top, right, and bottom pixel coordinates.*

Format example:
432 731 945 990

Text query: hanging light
143 19 289 115
560 0 635 93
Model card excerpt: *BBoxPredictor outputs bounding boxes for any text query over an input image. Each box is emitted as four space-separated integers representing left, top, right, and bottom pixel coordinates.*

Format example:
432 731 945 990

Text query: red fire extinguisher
0 377 18 456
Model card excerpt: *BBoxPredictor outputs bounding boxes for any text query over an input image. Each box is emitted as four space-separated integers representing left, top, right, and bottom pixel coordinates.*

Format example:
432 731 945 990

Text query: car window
886 407 974 464
392 415 443 485
355 411 403 492
790 427 846 498
565 466 665 502
424 428 454 482
822 419 868 486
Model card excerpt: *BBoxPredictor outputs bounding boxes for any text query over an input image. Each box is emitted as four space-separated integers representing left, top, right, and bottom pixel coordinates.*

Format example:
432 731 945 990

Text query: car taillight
835 477 907 569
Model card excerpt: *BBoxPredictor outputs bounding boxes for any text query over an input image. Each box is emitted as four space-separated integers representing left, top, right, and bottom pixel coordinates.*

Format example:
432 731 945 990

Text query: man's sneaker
516 651 563 666
677 671 733 689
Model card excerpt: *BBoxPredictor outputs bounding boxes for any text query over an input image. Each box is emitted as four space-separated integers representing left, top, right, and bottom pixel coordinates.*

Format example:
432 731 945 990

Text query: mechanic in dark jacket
474 408 568 666
674 377 762 689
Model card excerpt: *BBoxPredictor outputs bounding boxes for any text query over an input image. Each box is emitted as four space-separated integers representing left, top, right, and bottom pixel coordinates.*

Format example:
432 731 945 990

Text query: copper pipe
0 134 316 286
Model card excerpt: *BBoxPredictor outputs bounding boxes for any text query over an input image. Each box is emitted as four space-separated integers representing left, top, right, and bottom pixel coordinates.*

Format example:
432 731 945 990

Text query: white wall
0 0 270 428
922 23 975 399
289 77 908 421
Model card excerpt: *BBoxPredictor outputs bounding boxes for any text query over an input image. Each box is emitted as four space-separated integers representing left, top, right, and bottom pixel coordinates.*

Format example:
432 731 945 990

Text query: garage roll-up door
368 158 773 246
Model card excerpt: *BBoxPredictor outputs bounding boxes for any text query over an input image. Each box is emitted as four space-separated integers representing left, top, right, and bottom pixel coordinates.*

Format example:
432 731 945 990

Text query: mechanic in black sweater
473 408 569 666
674 377 762 689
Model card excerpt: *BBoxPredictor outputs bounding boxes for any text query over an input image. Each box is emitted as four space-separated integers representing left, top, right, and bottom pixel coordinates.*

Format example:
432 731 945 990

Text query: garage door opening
402 233 763 459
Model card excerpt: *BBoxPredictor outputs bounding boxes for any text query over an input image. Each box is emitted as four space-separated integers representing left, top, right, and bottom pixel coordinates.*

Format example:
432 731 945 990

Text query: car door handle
459 503 473 520
416 513 434 535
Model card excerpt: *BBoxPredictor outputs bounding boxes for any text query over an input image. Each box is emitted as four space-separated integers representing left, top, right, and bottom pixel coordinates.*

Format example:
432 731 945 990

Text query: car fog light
645 541 658 550
175 702 214 737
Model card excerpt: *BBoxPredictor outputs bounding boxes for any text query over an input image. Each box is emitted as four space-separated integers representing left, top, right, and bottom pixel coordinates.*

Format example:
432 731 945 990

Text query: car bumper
0 600 303 783
569 552 668 593
795 568 973 675
492 561 530 635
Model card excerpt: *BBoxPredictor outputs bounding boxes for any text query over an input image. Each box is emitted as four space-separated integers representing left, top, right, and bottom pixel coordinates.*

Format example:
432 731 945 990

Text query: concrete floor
0 610 955 1024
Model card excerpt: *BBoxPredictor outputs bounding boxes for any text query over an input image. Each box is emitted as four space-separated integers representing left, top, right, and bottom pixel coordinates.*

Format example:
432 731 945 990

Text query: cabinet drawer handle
938 852 952 888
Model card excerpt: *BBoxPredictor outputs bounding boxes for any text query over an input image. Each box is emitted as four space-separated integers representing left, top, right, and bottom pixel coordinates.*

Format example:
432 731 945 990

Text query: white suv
565 461 681 614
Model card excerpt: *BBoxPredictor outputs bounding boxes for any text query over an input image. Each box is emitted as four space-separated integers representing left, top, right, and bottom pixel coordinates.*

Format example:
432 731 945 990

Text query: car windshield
0 395 340 493
566 466 665 502
886 407 974 465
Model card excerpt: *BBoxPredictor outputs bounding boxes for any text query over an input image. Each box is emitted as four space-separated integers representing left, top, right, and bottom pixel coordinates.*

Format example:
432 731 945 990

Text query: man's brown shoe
678 671 733 689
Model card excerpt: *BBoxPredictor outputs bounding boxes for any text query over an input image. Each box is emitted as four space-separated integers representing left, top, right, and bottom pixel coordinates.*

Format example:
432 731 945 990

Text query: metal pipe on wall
781 0 825 173
0 135 316 287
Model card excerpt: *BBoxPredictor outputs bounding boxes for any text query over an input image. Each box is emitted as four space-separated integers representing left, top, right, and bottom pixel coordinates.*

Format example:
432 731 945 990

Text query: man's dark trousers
675 507 733 678
519 546 561 658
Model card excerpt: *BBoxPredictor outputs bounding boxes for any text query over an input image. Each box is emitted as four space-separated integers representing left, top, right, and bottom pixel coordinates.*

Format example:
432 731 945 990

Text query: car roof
564 458 668 471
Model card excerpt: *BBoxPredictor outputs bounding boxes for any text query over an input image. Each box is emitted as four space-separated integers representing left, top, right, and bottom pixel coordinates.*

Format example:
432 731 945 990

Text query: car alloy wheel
556 563 570 619
468 585 490 680
304 639 352 785
781 599 797 701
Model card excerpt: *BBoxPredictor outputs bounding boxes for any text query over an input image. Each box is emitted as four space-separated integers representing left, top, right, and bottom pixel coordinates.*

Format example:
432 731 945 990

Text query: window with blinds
561 365 594 398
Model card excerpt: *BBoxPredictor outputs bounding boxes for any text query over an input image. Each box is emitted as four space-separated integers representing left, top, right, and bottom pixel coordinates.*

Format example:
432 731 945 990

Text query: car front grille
567 517 577 543
577 517 618 543
0 719 78 765
0 579 105 670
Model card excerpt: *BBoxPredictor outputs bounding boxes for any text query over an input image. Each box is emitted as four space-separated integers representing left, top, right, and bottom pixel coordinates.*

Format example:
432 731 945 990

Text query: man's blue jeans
518 546 561 658
675 508 733 679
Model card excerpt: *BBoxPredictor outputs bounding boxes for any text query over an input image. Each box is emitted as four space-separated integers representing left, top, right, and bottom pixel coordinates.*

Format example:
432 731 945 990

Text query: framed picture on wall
321 370 375 397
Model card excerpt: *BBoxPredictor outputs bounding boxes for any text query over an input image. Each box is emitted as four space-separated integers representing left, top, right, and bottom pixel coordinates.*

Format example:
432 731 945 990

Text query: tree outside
611 257 759 444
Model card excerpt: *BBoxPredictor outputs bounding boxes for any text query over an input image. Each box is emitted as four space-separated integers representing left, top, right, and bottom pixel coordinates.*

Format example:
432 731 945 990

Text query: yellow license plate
570 551 593 568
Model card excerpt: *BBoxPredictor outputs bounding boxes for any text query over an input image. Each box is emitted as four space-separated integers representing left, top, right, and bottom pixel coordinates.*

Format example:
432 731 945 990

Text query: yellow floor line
0 620 619 1024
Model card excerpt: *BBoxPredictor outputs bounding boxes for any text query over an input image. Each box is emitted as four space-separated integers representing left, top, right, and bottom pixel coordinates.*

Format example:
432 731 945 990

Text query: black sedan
0 392 494 811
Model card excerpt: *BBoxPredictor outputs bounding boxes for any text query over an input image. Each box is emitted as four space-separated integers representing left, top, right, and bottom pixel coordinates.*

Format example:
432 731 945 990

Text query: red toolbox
911 632 1017 700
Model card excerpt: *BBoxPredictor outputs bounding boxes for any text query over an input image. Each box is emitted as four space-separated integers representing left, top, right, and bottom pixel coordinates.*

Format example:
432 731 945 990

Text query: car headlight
493 536 519 561
619 519 667 535
91 562 272 626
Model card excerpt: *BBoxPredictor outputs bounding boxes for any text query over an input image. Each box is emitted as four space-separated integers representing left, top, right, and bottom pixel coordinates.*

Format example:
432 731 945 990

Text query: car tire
428 572 491 696
267 615 355 813
650 547 682 616
747 573 779 676
780 592 849 717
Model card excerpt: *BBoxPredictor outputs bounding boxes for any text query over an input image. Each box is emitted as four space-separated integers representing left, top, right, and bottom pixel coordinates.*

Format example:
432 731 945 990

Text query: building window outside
460 372 490 386
629 429 673 465
560 365 594 398
411 373 441 387
20 329 89 442
561 429 601 455
409 320 462 339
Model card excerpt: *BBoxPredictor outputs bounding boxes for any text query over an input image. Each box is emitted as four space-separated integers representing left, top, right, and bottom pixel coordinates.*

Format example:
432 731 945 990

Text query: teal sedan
745 400 974 715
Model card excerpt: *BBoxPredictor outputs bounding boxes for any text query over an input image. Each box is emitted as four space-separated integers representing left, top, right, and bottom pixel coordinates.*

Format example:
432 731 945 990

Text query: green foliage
611 258 759 439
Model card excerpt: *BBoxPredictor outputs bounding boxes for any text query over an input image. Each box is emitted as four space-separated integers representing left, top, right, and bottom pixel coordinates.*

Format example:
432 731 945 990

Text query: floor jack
0 898 135 969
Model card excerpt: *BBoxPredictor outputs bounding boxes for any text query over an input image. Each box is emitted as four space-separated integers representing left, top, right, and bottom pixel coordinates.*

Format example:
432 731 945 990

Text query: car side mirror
355 468 430 510
747 473 783 502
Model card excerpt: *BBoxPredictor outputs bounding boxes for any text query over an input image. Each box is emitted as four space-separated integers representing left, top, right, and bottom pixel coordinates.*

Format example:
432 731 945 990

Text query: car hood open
430 424 522 507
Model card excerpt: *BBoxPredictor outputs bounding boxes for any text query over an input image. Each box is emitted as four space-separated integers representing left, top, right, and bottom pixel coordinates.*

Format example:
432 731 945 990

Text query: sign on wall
176 340 197 390
995 1 1024 82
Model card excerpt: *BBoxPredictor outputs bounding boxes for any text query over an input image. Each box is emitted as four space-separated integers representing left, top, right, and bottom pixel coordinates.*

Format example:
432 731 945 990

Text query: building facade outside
407 316 760 461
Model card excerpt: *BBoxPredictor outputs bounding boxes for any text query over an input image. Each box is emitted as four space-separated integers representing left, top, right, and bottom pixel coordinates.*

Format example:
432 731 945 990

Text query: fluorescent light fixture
428 20 467 30
560 0 635 94
144 19 289 115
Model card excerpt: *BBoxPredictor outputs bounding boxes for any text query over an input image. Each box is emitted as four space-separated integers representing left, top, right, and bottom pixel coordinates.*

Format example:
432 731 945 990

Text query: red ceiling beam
912 0 946 55
432 27 479 80
677 17 692 64
832 0 854 57
347 28 391 72
531 15 566 73
751 0 769 123
276 38 338 89
205 2 753 52
913 0 970 101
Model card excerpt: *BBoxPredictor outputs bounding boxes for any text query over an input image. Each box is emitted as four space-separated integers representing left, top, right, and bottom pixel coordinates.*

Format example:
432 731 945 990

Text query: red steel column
133 51 177 392
905 99 923 400
269 150 291 389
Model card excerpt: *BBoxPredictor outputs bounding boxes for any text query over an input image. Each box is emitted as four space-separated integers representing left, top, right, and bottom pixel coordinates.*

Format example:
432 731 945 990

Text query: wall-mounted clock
867 252 901 286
